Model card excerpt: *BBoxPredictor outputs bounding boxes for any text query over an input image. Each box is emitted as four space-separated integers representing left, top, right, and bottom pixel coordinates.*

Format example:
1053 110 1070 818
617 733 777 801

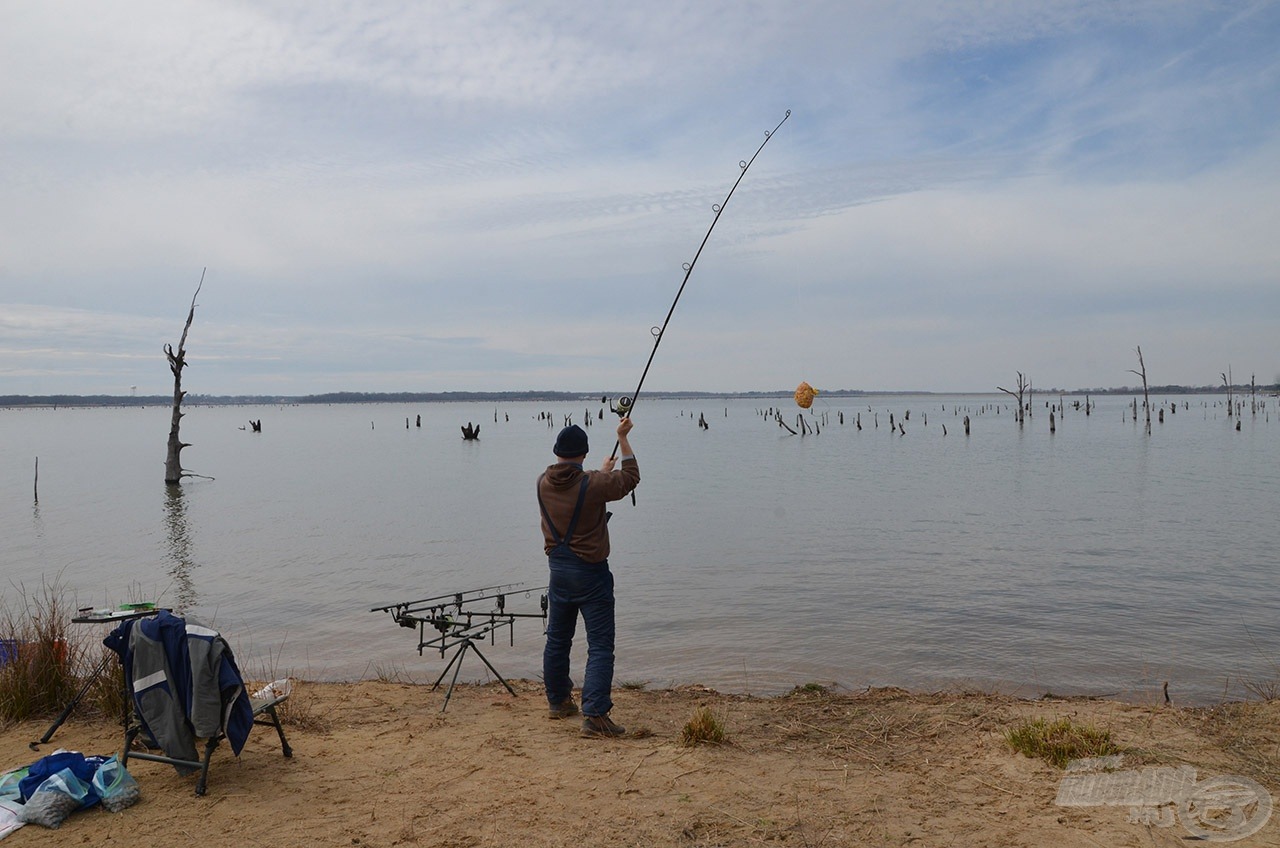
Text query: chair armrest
249 693 289 715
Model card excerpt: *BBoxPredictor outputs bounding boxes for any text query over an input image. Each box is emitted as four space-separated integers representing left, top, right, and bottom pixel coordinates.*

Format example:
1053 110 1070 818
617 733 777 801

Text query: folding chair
105 611 294 796
121 688 293 796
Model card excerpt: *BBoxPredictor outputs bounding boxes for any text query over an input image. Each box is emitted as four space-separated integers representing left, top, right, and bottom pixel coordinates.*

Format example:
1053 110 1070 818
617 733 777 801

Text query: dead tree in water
164 273 205 484
1129 346 1152 435
461 422 480 440
997 372 1030 426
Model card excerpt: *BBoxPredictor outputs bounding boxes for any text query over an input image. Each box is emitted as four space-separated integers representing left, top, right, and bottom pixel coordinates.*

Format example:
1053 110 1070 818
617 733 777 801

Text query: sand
1 680 1277 847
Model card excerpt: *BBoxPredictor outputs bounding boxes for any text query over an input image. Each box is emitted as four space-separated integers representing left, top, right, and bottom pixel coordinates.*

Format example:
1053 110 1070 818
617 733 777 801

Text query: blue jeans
543 554 615 717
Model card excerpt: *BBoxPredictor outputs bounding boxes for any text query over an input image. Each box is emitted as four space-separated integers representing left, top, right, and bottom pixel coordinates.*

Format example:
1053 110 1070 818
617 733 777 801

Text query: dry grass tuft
0 579 90 724
681 705 727 747
1242 678 1280 701
1189 701 1280 787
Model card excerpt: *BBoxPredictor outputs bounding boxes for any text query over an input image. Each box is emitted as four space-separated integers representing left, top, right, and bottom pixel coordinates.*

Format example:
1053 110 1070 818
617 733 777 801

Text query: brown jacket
538 457 640 564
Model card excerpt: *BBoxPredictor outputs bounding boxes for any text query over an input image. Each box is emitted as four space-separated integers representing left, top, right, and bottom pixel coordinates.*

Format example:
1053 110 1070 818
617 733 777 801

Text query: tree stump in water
461 422 480 441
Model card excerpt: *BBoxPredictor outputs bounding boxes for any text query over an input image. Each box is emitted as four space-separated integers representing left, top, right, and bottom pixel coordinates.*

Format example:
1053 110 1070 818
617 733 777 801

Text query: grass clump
1242 677 1279 701
0 579 86 724
680 705 727 747
1005 716 1121 768
371 662 417 684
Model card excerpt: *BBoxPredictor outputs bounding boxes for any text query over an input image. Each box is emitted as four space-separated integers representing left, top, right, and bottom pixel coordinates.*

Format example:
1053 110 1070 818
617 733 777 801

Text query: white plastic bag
251 678 293 701
0 798 24 839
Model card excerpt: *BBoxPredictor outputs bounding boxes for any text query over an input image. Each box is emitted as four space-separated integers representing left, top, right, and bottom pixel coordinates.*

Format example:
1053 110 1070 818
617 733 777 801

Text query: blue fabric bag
18 751 105 807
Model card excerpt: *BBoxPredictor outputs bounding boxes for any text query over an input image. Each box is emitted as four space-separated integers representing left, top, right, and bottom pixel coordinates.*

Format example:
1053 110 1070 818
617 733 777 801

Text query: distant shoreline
1 385 1269 409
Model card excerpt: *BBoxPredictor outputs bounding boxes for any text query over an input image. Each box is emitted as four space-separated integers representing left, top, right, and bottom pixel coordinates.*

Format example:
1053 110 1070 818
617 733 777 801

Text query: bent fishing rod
609 109 791 459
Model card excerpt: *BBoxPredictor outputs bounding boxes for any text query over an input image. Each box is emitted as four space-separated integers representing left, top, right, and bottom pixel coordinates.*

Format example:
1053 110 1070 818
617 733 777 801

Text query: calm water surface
1 395 1276 705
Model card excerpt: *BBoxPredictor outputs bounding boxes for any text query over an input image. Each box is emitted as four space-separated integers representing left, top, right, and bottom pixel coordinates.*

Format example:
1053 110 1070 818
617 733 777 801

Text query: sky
2 1 1278 396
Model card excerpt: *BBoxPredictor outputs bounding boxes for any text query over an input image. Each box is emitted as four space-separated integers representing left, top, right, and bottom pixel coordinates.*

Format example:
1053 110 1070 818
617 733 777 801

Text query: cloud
1 1 1278 394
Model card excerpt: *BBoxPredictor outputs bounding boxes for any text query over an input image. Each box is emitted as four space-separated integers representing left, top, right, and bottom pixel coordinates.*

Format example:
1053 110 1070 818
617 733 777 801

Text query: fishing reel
609 396 634 418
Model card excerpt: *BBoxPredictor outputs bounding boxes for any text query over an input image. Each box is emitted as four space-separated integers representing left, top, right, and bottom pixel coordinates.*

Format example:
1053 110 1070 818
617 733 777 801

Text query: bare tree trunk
1129 346 1151 435
997 372 1029 426
164 273 204 485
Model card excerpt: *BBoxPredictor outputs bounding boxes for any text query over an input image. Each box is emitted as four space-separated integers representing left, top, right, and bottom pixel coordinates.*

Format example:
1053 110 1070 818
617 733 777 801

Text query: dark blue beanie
553 425 589 458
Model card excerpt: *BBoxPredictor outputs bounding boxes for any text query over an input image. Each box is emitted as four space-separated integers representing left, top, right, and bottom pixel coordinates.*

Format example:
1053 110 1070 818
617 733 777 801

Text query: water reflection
32 458 43 536
163 485 199 613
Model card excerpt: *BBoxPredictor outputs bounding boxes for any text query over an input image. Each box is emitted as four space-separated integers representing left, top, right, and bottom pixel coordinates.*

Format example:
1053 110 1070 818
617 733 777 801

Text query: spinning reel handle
609 396 634 418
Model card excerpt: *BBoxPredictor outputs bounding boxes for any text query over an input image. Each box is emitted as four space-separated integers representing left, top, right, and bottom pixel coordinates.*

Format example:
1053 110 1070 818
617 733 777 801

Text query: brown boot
548 699 579 720
581 714 625 737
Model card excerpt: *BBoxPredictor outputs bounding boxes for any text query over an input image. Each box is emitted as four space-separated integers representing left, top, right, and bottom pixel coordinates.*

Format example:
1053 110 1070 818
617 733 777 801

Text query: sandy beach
1 680 1276 847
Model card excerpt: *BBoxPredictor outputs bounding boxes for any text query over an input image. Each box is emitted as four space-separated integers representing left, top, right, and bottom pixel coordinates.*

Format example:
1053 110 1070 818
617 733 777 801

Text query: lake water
1 394 1276 705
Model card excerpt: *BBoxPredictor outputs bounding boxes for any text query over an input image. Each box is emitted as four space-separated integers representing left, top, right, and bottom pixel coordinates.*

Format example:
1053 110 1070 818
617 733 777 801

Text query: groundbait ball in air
794 381 818 409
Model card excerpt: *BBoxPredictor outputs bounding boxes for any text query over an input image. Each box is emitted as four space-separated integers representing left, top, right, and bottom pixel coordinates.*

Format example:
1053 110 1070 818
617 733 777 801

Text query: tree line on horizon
2 383 1274 409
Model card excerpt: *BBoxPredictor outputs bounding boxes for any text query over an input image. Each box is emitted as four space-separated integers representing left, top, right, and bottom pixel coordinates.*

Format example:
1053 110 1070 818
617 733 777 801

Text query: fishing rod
608 109 791 458
370 582 535 619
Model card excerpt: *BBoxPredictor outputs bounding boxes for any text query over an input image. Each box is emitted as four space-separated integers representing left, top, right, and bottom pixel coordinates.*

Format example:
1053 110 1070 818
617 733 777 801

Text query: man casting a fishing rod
532 109 786 737
537 416 639 737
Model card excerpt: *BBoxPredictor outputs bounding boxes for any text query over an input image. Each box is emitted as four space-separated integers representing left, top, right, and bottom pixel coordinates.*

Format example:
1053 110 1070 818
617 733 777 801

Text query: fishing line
609 109 791 459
